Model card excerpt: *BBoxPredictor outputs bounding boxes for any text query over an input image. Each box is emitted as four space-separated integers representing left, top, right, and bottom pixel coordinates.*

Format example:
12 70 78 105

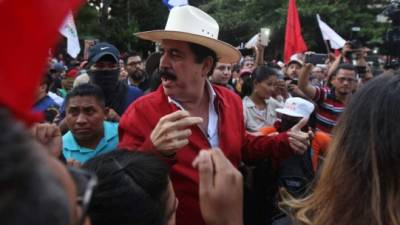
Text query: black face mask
279 119 298 132
278 115 306 132
89 69 120 93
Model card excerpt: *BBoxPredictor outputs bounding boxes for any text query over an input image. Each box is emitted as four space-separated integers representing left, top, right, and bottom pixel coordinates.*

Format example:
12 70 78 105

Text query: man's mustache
159 68 177 81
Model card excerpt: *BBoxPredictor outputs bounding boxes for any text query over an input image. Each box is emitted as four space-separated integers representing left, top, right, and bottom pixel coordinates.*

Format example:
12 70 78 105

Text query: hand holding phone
305 53 328 65
260 28 271 46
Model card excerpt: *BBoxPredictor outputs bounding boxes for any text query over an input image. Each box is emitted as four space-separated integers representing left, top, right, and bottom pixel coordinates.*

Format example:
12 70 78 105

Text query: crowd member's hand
287 83 299 93
30 123 62 157
302 63 313 73
254 34 264 52
106 107 121 122
274 80 288 99
193 149 243 225
67 159 82 168
151 110 203 157
119 68 128 80
287 118 312 154
341 43 352 58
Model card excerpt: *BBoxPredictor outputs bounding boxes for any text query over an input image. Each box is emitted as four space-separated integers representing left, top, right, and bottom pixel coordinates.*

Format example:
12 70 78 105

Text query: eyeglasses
127 61 142 66
67 167 98 225
336 77 355 83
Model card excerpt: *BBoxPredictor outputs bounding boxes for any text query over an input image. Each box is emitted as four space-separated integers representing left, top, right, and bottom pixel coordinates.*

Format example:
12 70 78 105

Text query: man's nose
76 113 88 124
160 53 171 68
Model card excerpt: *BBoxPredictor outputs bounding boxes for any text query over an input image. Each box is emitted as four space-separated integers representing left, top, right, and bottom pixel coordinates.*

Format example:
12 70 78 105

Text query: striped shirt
313 87 345 133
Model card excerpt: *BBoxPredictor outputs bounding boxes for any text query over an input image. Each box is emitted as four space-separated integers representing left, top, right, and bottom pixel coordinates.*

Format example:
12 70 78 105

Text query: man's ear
202 56 214 77
104 107 110 118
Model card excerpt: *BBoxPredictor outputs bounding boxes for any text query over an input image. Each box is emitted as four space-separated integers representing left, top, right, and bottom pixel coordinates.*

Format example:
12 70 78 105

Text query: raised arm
254 35 265 66
298 63 316 99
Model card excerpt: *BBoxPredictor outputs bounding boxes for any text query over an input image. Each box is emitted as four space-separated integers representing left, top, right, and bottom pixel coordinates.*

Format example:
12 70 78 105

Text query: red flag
284 0 308 63
0 0 82 125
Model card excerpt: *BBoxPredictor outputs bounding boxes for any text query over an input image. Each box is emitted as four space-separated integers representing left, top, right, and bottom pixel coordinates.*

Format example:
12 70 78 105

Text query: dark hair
125 51 142 64
42 72 53 93
188 42 218 76
65 83 105 108
0 109 70 225
232 64 241 73
331 63 356 77
240 58 255 68
282 75 400 225
84 150 170 225
241 65 279 98
149 68 162 92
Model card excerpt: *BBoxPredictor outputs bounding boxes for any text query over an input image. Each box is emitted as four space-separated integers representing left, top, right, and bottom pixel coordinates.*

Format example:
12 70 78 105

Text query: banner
284 0 308 63
0 0 82 124
316 14 346 49
60 12 81 58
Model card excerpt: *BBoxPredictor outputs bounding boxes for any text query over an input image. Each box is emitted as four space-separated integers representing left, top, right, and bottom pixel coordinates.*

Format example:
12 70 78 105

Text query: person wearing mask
87 42 143 116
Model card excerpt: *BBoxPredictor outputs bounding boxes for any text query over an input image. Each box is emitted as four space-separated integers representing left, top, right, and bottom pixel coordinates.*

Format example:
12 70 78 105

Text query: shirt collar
243 96 270 108
103 121 118 142
63 121 117 152
242 96 255 108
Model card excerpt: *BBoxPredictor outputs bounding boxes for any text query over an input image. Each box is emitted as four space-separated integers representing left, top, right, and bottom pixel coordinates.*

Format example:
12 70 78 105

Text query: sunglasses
67 167 98 225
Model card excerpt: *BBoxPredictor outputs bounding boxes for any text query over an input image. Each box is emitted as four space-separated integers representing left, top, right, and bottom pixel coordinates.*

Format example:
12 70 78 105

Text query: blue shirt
62 121 119 163
33 95 60 112
122 86 143 113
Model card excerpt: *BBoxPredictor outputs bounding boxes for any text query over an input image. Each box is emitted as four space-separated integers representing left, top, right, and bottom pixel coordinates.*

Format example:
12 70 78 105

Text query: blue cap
88 42 120 66
51 63 65 72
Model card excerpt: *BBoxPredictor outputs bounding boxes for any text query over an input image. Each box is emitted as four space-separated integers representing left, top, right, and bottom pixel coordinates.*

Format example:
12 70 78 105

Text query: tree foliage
75 0 390 59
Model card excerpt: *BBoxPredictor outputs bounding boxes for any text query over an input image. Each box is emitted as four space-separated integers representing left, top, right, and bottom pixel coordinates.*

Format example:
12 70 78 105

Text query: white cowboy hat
135 5 241 63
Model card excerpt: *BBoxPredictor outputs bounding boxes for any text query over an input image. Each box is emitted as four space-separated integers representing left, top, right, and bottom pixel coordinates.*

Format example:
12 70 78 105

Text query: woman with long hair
282 75 400 225
242 66 283 132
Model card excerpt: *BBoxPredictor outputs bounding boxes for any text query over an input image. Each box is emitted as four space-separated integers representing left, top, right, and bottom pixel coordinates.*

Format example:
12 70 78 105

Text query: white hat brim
275 108 305 118
136 30 241 64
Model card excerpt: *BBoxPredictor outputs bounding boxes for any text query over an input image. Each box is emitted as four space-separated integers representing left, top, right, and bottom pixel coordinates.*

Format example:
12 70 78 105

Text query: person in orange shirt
260 97 331 171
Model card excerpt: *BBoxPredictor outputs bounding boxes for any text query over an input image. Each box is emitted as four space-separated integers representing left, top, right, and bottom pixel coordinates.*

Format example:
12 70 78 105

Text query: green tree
200 0 387 59
75 0 389 59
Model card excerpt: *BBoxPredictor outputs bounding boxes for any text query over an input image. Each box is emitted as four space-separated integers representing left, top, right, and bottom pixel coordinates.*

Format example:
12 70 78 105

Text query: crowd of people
2 4 400 225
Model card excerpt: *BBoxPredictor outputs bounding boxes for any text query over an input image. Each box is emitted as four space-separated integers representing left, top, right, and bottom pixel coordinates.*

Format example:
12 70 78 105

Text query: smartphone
260 28 271 46
304 54 328 65
290 79 298 85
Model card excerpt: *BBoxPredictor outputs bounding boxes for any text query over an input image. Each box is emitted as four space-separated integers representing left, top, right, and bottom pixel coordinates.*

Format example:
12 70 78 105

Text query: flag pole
323 40 331 54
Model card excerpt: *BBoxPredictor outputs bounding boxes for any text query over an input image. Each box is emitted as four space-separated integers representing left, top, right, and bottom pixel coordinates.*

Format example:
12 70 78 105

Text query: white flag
60 12 80 58
245 34 258 49
316 14 346 49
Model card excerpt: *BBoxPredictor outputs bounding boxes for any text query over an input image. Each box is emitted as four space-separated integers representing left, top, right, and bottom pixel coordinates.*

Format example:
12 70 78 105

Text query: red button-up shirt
119 85 294 225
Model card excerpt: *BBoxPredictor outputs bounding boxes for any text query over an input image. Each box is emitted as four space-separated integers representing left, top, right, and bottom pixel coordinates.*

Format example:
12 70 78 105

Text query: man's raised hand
151 110 203 156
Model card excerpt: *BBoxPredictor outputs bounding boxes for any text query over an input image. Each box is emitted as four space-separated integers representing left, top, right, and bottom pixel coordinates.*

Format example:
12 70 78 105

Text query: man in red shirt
118 5 311 225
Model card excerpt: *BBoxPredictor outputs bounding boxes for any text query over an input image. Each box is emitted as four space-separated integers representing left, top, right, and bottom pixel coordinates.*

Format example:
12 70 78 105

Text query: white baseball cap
275 97 315 118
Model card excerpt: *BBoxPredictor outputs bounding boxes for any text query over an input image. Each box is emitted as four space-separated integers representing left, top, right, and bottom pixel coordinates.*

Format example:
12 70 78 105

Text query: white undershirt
168 81 219 148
